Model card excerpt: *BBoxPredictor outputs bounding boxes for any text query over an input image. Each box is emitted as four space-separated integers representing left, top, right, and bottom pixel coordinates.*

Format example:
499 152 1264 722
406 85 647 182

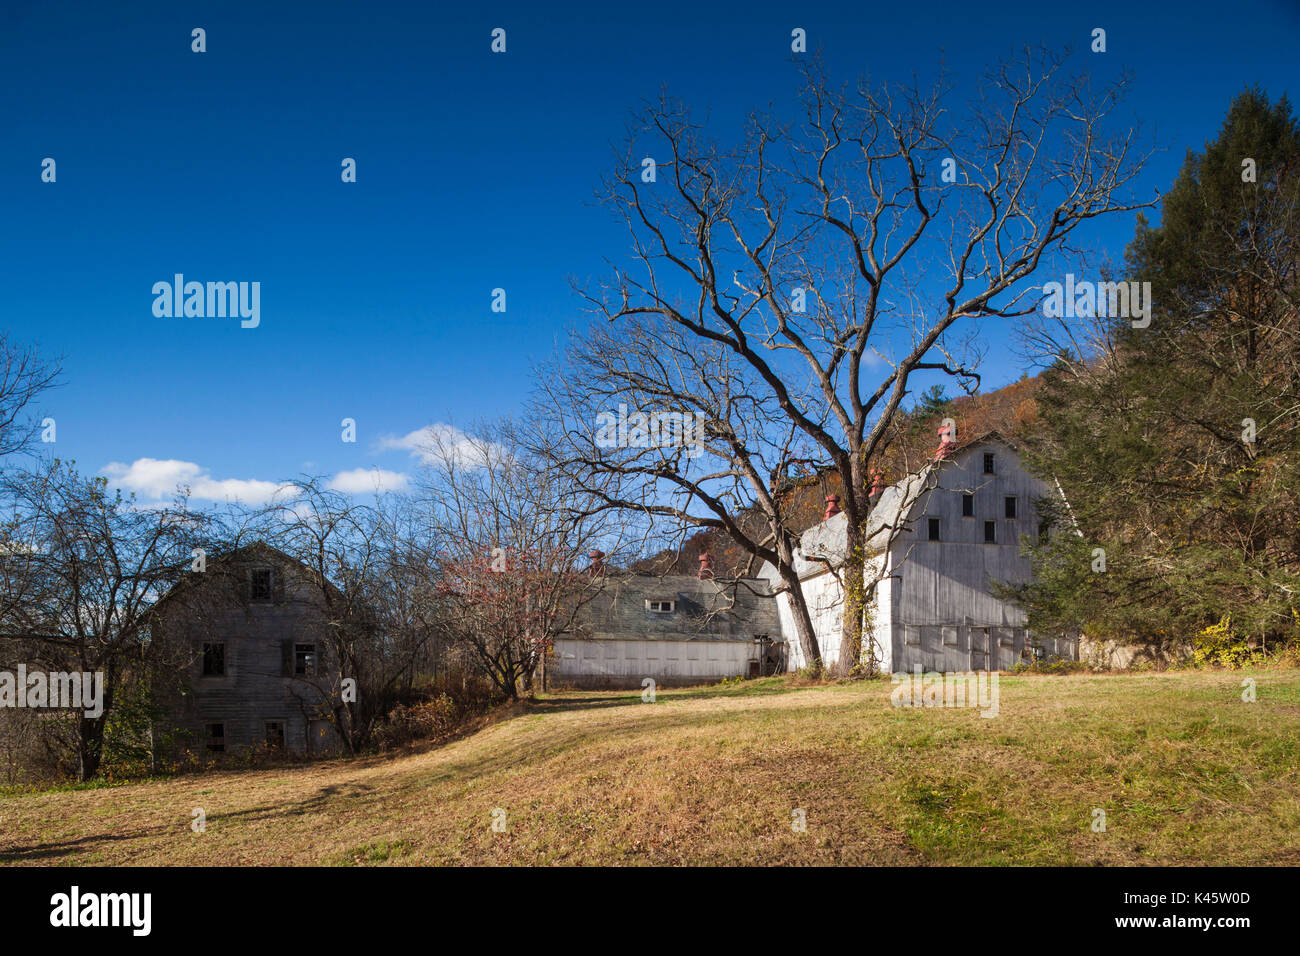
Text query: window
205 723 225 753
249 566 275 602
294 643 317 677
1005 496 1017 519
645 600 676 614
927 517 941 541
201 642 225 676
904 625 921 646
962 494 974 517
1038 520 1052 544
983 452 995 474
265 721 285 750
941 626 959 647
984 521 996 543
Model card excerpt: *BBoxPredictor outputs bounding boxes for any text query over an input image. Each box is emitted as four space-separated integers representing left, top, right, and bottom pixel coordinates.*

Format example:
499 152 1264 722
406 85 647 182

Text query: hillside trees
1012 89 1300 651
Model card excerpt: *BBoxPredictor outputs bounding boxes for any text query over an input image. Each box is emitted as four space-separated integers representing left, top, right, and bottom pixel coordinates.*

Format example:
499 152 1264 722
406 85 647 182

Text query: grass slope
2 670 1298 866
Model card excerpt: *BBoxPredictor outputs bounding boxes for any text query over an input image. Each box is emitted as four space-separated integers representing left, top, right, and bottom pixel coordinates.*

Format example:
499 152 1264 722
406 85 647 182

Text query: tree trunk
836 519 867 676
76 715 105 781
776 564 822 671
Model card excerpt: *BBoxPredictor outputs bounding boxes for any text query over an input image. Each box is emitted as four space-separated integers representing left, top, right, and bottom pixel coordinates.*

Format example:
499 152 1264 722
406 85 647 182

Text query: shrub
1010 658 1092 675
1192 616 1255 669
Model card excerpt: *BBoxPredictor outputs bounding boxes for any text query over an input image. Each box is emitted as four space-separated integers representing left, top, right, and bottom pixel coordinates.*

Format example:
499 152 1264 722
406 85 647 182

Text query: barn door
970 628 990 671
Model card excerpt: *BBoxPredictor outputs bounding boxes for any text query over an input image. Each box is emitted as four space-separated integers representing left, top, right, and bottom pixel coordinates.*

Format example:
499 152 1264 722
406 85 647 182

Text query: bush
371 669 503 752
1192 616 1256 669
1010 658 1093 675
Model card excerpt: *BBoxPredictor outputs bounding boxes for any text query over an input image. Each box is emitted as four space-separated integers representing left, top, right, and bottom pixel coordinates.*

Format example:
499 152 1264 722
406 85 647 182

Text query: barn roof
576 573 780 642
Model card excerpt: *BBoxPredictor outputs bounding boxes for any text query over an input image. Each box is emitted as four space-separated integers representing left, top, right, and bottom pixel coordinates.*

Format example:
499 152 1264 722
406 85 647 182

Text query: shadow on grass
531 677 807 714
0 781 381 864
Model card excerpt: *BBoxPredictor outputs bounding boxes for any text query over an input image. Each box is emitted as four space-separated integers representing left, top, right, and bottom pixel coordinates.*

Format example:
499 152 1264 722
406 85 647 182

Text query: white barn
550 562 783 688
764 433 1078 673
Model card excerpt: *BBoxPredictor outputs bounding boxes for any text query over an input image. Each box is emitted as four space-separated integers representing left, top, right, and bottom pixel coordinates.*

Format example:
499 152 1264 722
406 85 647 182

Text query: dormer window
646 600 676 614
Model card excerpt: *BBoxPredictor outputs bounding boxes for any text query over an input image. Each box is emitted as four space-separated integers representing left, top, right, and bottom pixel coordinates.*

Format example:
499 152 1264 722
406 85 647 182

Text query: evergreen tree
1011 89 1300 653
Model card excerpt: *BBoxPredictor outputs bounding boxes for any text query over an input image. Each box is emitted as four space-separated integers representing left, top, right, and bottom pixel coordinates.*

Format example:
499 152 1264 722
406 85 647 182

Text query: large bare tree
550 47 1153 674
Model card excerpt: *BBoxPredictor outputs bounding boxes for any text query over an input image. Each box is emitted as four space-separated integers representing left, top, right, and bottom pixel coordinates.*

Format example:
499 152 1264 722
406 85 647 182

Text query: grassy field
2 669 1298 866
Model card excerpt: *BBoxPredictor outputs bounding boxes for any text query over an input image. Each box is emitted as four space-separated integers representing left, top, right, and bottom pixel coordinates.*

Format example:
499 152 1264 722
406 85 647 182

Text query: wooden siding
152 546 341 757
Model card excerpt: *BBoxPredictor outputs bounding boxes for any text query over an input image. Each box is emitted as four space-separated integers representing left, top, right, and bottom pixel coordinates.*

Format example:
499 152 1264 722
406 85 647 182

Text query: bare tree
0 334 59 460
554 47 1153 674
0 461 209 779
415 421 613 699
262 480 441 754
536 314 832 667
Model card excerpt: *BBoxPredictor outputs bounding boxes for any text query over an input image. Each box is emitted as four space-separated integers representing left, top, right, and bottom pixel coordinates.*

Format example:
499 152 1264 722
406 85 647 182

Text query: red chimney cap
934 424 958 461
823 494 842 520
698 552 715 579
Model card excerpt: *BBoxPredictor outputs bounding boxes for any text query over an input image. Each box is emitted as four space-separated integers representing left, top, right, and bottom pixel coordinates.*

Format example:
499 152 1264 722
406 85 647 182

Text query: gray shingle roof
576 574 780 642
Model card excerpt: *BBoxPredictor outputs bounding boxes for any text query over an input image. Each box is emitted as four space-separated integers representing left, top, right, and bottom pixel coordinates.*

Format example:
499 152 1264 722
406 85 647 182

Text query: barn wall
769 442 1079 674
890 443 1077 671
557 574 782 687
777 555 891 672
550 637 753 687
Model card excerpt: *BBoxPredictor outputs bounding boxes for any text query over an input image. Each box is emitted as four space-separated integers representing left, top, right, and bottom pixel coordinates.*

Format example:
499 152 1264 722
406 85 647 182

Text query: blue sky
1 0 1295 505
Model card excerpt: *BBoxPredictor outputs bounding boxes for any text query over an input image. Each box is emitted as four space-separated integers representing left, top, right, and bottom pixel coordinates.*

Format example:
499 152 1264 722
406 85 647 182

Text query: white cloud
326 468 409 494
101 458 294 506
377 423 502 469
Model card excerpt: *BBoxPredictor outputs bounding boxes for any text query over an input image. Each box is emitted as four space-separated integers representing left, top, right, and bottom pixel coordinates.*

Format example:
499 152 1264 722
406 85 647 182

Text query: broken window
294 643 317 676
206 723 225 753
201 642 225 677
249 566 275 602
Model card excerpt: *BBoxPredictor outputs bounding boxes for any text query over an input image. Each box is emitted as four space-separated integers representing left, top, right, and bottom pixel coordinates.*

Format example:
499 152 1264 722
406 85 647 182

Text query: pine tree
1011 89 1300 653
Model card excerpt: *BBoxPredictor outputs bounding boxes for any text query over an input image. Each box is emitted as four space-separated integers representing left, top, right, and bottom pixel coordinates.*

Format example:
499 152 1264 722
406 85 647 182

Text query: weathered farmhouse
150 543 341 758
764 432 1078 673
551 554 783 687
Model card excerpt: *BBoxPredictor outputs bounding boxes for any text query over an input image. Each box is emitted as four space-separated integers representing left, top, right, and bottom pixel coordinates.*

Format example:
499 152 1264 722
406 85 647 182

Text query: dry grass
2 669 1297 866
